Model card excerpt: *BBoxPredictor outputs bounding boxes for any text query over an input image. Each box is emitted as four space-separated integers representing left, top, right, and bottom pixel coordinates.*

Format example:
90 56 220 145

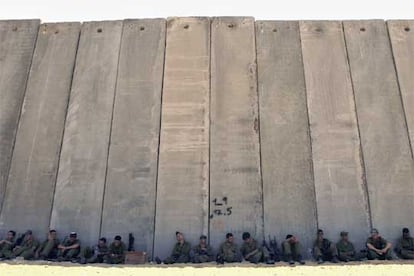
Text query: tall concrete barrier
388 20 414 158
50 21 123 246
300 21 371 248
0 20 39 214
101 19 166 256
344 20 414 241
154 17 210 259
210 17 263 247
256 21 317 252
0 23 80 237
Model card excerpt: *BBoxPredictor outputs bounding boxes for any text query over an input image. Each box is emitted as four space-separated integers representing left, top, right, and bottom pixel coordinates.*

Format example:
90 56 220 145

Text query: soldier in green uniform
240 232 273 264
159 231 191 264
35 229 60 260
79 237 108 264
366 228 392 260
282 234 305 265
313 229 339 264
57 232 81 261
104 235 126 264
192 235 214 263
336 231 359 262
395 228 414 259
0 230 16 260
12 230 39 260
217 233 241 264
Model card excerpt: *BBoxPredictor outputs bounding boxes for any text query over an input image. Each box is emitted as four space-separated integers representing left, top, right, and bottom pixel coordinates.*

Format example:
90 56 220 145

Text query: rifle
15 233 26 247
262 235 280 262
128 233 135 251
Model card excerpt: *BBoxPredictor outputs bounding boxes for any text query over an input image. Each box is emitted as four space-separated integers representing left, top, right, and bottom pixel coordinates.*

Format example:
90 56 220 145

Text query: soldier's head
402 228 410 239
114 235 122 246
226 233 234 243
340 231 349 242
25 230 33 240
99 237 107 246
370 228 379 239
49 229 57 239
199 235 207 245
176 231 184 242
242 232 251 243
286 234 296 243
7 230 16 240
317 229 324 240
69 232 77 242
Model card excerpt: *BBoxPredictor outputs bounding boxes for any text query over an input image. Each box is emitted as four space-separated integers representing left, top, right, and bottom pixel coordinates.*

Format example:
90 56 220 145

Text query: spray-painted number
210 197 233 218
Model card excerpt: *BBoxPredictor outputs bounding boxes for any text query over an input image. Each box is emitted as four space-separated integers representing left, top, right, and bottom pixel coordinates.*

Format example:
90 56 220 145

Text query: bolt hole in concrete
315 28 322 32
183 24 189 29
140 26 145 31
360 27 366 32
97 28 103 33
12 26 18 31
404 27 410 32
228 23 234 28
272 28 277 32
54 30 59 34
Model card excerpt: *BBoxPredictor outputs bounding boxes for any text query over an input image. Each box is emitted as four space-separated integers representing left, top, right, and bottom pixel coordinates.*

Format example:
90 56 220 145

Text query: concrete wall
0 18 413 259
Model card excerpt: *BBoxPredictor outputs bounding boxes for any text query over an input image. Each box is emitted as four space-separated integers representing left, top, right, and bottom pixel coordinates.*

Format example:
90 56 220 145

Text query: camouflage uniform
0 237 15 259
37 237 60 259
13 237 40 260
313 238 338 261
218 240 241 263
193 244 214 263
105 241 126 264
57 237 81 260
366 236 392 260
240 238 269 263
164 241 191 264
80 244 109 263
336 240 358 261
396 236 414 259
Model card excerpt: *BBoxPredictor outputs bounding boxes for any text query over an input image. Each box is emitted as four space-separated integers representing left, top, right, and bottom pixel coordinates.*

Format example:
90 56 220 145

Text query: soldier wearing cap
240 232 273 264
313 229 339 264
35 229 60 260
282 234 305 265
105 235 126 264
395 228 414 259
157 231 191 264
192 235 214 263
12 230 39 260
336 231 359 262
366 228 392 260
217 233 241 264
0 230 16 259
57 232 81 261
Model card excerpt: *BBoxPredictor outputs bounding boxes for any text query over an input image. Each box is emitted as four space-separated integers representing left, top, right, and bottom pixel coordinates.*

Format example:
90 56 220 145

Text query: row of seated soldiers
1 227 413 265
155 228 414 265
0 230 126 264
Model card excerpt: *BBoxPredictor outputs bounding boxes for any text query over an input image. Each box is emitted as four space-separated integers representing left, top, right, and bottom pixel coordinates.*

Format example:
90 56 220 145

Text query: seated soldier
282 234 305 265
12 230 39 260
156 231 191 264
216 233 241 264
79 237 108 264
313 229 339 264
240 232 273 264
57 232 81 261
36 229 60 260
0 230 16 260
192 235 214 263
366 228 392 260
336 231 359 262
104 235 126 264
395 228 413 259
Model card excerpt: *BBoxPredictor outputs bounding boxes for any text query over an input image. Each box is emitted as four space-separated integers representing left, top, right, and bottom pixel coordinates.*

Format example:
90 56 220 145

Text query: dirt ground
1 260 414 276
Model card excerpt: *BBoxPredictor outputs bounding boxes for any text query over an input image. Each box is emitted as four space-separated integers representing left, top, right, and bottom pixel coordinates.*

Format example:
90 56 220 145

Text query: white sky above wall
0 0 412 22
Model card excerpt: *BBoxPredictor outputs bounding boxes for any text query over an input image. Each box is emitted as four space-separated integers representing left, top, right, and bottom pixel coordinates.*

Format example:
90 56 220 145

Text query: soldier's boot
316 256 324 264
216 255 224 264
154 256 162 264
296 254 305 265
285 254 295 265
332 255 339 263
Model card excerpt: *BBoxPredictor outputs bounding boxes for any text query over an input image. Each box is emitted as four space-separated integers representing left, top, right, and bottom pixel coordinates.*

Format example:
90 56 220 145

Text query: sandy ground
1 260 414 276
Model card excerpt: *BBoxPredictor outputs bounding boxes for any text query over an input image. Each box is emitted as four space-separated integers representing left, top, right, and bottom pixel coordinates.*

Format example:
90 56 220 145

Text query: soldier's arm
366 242 381 253
382 240 392 252
65 242 80 250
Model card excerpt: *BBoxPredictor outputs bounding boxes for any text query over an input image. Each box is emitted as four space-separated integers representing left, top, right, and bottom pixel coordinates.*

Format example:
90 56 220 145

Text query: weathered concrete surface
101 19 165 256
154 17 210 259
344 20 414 241
0 20 39 213
388 20 414 157
300 21 371 248
210 17 263 247
256 21 317 252
50 21 122 246
0 23 80 237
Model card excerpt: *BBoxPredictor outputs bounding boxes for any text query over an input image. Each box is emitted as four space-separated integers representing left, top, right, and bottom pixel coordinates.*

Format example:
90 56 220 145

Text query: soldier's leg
176 254 189 263
400 249 414 259
292 242 303 261
384 249 393 260
65 248 80 260
13 247 25 257
79 246 92 263
163 256 175 264
367 249 380 260
247 251 263 264
313 246 323 260
1 249 14 259
21 249 35 260
40 241 56 259
282 241 292 261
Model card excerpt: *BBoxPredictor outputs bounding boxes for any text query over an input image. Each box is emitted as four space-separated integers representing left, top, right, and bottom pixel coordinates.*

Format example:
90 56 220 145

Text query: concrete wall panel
153 17 210 259
388 20 414 157
0 23 80 237
101 19 165 256
300 21 371 248
344 20 414 240
210 17 263 247
0 20 39 213
50 21 122 246
256 21 317 252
